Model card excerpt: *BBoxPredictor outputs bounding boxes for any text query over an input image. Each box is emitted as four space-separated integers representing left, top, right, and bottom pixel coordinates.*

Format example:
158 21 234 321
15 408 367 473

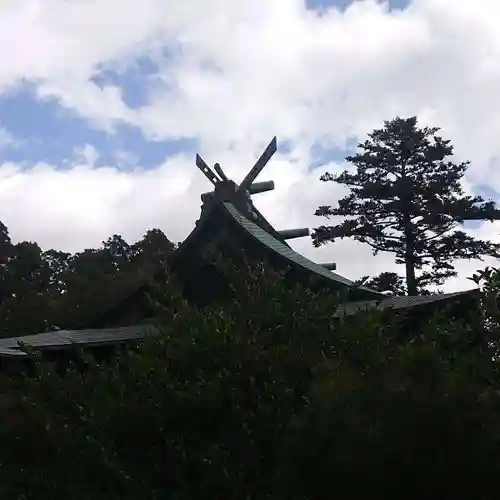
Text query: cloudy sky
0 0 499 292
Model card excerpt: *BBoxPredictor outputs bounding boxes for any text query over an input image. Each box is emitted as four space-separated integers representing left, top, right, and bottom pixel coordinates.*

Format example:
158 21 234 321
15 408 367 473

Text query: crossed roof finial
195 137 277 201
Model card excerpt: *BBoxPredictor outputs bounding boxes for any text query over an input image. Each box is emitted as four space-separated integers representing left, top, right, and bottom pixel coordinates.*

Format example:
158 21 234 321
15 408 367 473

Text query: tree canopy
355 271 408 296
0 224 175 337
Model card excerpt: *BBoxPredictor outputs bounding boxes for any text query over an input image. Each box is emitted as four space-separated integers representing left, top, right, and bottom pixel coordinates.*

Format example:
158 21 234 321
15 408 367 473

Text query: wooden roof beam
319 262 337 271
278 228 310 240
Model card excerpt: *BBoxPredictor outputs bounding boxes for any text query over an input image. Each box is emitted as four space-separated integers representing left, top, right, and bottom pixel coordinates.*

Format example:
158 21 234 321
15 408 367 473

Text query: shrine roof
0 324 159 357
333 289 480 317
222 202 382 296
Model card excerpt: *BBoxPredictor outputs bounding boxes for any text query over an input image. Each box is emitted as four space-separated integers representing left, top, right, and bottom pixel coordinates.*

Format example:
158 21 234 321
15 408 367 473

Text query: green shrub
278 320 500 499
1 259 500 500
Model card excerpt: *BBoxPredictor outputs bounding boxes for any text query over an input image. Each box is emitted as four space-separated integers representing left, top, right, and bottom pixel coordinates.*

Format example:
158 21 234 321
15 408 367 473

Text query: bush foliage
2 260 500 499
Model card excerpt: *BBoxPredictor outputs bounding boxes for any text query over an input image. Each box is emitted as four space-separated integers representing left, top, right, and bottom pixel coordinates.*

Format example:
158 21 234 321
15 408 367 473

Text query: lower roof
0 324 159 358
0 290 480 359
334 289 480 317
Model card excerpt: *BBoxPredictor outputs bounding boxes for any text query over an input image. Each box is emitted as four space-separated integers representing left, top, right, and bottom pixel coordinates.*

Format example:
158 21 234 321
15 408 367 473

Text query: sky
1 0 500 292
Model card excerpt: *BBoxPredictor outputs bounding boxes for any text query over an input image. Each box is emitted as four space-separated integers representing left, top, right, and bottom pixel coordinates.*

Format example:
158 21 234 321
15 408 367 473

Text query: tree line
0 226 175 337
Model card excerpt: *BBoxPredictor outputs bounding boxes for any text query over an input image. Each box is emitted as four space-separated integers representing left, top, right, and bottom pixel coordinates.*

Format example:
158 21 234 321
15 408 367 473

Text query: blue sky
306 0 409 11
0 0 498 292
0 0 414 171
0 0 489 228
0 82 196 169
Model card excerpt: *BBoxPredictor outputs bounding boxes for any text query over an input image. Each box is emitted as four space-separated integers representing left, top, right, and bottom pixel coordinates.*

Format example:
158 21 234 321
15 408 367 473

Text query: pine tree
355 271 408 296
312 116 500 295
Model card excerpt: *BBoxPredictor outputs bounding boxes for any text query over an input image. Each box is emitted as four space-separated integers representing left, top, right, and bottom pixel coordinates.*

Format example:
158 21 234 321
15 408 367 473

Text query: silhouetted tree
1 241 55 335
43 249 71 297
103 234 133 275
313 116 500 295
356 271 407 296
0 221 12 303
0 221 10 262
132 229 175 267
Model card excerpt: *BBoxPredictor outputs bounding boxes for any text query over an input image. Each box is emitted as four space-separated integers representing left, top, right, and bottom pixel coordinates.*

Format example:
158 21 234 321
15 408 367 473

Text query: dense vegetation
0 259 500 499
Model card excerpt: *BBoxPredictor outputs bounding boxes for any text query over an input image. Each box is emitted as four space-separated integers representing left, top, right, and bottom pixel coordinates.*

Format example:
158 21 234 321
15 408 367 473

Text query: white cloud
0 152 204 252
0 127 15 150
1 0 500 291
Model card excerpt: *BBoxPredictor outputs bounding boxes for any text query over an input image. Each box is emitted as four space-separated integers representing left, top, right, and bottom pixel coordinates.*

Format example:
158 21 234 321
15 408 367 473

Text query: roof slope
222 202 383 297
